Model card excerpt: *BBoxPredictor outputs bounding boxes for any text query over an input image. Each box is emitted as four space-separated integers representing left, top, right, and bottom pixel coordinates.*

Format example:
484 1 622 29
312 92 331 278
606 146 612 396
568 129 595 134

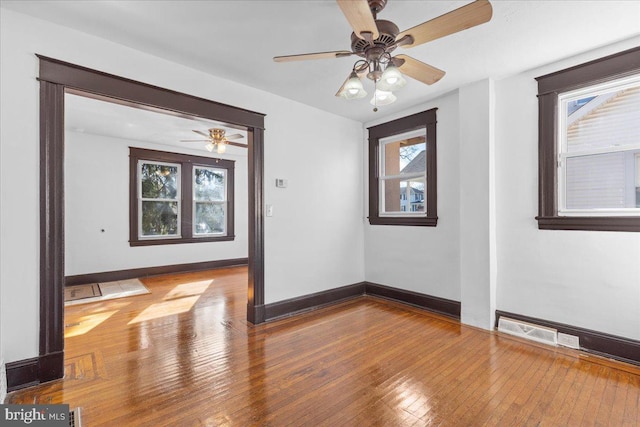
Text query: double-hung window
558 75 640 215
130 148 235 245
536 46 640 231
368 108 437 226
379 128 427 215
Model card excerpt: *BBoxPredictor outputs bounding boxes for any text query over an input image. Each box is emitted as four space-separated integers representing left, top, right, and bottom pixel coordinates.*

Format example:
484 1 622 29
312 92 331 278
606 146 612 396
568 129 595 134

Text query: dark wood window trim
536 46 640 232
35 55 265 387
368 108 438 226
129 147 235 246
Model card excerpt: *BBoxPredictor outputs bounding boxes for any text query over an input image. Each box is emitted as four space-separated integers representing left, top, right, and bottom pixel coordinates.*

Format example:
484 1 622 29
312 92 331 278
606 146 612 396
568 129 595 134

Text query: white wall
65 132 248 275
364 91 461 302
0 8 365 363
364 38 640 342
495 37 640 340
459 79 497 330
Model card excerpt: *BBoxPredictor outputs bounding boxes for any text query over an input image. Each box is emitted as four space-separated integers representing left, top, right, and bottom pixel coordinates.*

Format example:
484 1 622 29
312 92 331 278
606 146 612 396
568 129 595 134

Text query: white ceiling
65 93 248 154
2 0 640 124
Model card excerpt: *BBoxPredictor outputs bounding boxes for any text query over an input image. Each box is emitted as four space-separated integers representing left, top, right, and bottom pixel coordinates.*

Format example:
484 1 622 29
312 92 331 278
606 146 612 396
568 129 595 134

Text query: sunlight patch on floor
65 310 119 338
163 280 213 300
128 295 200 324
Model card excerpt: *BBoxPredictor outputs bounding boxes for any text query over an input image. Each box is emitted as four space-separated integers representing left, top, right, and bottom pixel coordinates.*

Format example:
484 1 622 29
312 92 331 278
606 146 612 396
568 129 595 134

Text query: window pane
382 178 425 213
140 163 178 199
141 201 178 236
194 202 225 235
565 152 639 209
383 139 426 177
194 168 225 201
565 84 640 154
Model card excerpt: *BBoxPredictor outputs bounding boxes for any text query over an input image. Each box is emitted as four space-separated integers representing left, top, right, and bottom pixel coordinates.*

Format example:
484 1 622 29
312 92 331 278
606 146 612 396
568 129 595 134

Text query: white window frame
193 166 227 237
557 74 640 217
138 160 182 239
379 128 427 217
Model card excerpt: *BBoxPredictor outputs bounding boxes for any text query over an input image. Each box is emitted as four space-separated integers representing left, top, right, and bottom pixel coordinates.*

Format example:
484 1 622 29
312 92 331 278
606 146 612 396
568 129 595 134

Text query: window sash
378 128 427 217
379 175 426 215
138 160 181 239
193 166 227 236
556 74 640 216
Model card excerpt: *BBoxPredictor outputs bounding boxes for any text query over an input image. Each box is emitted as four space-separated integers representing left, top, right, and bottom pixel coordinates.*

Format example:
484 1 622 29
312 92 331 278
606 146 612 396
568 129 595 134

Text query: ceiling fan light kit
274 0 493 112
181 128 246 153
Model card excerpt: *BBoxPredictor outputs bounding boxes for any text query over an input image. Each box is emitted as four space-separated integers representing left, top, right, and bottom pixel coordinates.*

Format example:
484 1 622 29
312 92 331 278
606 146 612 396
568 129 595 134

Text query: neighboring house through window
536 46 640 231
130 147 235 245
368 108 437 226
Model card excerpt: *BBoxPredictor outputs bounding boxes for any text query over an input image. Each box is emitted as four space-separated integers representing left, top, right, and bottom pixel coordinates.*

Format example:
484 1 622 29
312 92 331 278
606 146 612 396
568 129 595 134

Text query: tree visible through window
130 148 235 245
194 167 226 235
139 161 180 237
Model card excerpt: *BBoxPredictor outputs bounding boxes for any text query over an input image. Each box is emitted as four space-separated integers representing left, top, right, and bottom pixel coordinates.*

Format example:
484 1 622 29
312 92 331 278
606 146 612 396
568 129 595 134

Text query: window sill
130 235 236 246
536 216 640 232
369 216 438 227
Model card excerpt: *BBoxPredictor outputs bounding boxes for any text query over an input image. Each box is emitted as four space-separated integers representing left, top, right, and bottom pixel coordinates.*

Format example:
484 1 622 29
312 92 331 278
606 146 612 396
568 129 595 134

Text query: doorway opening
38 55 266 383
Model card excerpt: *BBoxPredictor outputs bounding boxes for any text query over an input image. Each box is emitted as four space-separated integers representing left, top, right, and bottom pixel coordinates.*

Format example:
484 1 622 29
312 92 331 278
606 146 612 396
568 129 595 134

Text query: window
536 46 640 232
368 109 437 226
130 148 235 245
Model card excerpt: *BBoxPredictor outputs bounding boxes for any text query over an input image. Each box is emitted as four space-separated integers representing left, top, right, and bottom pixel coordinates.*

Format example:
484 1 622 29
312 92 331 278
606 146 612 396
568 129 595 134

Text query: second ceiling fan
274 0 493 110
181 128 246 154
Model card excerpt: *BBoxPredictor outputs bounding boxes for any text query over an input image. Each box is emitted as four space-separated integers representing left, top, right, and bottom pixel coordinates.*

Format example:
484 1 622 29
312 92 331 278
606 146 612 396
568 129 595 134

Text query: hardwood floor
7 266 640 426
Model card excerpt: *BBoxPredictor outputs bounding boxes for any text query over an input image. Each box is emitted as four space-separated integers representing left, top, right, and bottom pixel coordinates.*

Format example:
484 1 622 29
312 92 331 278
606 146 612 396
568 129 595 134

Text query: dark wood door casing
37 55 266 383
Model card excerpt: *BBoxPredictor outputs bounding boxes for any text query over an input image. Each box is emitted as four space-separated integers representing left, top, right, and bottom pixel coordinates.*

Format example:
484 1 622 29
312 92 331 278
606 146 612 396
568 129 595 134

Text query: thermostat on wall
275 179 288 188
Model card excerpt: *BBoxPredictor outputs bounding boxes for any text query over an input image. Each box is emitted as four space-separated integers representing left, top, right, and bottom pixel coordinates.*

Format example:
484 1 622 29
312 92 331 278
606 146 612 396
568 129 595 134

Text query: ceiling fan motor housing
350 19 399 56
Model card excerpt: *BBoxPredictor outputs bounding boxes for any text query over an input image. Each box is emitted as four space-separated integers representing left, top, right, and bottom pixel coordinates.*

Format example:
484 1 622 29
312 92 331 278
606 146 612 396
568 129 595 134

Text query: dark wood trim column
39 80 65 381
247 127 265 323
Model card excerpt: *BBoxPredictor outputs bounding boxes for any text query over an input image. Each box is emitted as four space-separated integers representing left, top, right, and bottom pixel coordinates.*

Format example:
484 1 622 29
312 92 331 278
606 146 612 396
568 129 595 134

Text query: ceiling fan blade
181 139 210 142
397 0 493 48
226 141 248 148
274 50 354 62
395 55 445 85
336 0 379 41
193 130 209 137
225 133 244 140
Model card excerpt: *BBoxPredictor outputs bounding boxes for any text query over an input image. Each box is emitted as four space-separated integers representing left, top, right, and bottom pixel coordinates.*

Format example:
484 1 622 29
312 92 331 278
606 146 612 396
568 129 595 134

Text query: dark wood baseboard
7 358 38 392
247 303 266 325
264 283 366 321
6 351 64 392
264 281 461 322
496 310 640 366
365 282 461 319
64 258 249 287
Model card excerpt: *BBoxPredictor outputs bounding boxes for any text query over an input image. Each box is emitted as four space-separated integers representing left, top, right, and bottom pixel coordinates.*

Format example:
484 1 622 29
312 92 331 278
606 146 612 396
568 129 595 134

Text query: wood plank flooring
7 266 640 426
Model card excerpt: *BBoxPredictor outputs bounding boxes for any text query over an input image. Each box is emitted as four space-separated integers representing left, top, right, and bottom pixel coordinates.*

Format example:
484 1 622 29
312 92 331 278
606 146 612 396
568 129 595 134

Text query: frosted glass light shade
205 143 215 152
378 65 407 91
217 143 226 154
339 71 367 99
370 90 397 106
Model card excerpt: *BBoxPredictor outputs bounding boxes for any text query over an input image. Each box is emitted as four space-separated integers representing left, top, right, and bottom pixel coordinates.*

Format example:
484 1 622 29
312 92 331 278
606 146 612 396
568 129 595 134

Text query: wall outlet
266 204 273 217
275 179 288 188
557 332 580 349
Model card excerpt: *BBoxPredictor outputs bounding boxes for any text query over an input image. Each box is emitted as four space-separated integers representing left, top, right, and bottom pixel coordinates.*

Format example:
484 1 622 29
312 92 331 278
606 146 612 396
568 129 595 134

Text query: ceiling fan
181 128 246 154
274 0 492 111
